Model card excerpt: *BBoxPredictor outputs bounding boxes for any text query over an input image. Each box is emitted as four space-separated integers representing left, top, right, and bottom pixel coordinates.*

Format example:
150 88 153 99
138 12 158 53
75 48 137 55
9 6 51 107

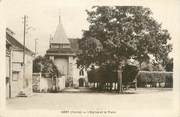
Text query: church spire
50 9 70 44
59 15 61 24
59 9 61 24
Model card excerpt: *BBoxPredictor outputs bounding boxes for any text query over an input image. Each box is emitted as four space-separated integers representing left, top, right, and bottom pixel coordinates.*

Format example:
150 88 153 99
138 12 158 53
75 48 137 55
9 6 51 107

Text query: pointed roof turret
51 14 70 44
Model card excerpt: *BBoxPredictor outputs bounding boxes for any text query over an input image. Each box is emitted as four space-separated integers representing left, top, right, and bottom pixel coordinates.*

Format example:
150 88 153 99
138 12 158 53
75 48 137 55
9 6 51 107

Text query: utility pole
18 15 29 97
23 15 27 89
19 15 35 97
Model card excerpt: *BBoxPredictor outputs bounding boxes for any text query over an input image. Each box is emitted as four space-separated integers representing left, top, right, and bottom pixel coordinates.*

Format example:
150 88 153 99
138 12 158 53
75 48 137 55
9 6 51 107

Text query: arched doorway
79 78 85 87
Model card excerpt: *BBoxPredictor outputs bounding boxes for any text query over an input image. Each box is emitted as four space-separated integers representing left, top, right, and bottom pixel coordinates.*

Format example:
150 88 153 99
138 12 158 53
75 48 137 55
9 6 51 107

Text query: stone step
17 91 28 97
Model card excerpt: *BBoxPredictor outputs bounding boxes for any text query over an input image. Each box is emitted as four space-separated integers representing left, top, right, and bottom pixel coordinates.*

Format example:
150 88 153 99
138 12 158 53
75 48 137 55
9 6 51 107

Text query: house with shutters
45 16 88 88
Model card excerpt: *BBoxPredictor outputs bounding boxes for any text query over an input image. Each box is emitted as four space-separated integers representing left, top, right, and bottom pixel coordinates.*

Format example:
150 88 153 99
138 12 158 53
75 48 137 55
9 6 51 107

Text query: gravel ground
5 88 179 117
6 88 173 110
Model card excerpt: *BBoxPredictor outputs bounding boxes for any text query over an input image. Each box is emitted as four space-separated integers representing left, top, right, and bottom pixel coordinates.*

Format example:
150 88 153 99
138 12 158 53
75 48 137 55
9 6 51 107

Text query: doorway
79 78 85 87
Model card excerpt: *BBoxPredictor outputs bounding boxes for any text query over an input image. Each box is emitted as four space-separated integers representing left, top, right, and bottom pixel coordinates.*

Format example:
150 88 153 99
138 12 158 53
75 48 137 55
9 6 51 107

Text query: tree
77 37 103 68
33 56 61 78
77 6 172 93
78 6 172 67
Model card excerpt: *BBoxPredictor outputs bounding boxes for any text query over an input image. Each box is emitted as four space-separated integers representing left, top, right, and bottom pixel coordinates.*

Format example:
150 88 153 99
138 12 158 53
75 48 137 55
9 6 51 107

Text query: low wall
32 73 65 92
57 76 65 91
39 77 52 92
40 76 65 92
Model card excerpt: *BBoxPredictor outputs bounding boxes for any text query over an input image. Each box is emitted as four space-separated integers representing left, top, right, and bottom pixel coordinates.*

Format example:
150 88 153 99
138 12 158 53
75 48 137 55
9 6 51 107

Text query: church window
79 69 84 76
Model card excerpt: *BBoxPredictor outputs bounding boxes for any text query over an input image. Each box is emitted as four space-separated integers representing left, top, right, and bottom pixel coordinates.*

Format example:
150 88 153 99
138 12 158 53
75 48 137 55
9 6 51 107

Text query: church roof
46 38 82 56
51 18 70 44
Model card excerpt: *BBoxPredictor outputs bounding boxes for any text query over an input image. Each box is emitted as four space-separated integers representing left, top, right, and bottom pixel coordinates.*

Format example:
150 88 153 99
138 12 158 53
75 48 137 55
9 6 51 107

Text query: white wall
57 76 65 91
54 57 68 78
72 57 88 87
24 54 33 95
51 56 88 87
39 77 52 92
10 50 33 97
12 51 23 63
38 76 65 92
11 71 22 97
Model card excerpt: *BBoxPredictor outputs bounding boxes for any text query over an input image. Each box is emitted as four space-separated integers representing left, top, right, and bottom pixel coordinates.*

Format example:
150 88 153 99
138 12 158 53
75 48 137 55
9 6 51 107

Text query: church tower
50 15 70 47
46 14 75 87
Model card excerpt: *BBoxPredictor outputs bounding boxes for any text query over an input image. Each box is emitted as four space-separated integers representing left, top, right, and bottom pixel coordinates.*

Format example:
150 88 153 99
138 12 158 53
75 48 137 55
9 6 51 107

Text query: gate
79 78 85 87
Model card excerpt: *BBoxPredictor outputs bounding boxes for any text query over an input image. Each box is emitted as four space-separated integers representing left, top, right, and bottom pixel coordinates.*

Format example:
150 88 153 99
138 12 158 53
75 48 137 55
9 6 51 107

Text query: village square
2 1 177 115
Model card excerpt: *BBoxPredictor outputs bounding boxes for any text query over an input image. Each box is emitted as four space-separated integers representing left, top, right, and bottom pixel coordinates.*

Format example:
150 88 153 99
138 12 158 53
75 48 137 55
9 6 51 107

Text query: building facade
45 17 87 88
6 28 34 98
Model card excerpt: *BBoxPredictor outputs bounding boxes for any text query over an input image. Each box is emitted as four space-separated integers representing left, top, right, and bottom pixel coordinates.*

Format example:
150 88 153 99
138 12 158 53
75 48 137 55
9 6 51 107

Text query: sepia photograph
0 0 180 117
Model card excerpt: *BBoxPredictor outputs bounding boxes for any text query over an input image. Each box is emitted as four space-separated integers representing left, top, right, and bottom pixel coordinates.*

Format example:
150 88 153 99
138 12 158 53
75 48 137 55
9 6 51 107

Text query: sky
1 0 180 56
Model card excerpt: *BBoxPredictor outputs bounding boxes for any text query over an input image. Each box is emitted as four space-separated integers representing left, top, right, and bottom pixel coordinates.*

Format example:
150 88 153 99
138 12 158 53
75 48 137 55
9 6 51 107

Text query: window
79 69 84 76
12 71 19 81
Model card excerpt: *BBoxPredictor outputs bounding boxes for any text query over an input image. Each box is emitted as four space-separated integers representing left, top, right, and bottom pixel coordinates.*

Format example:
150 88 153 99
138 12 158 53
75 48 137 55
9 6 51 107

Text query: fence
87 69 173 91
87 65 138 91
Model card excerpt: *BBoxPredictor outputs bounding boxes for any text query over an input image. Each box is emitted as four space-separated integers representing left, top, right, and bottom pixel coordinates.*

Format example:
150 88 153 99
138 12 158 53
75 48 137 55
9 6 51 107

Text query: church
45 16 88 88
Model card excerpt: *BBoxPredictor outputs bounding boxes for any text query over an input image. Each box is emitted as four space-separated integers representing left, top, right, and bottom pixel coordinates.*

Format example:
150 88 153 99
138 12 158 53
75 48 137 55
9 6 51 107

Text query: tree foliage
77 6 172 69
33 56 61 78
